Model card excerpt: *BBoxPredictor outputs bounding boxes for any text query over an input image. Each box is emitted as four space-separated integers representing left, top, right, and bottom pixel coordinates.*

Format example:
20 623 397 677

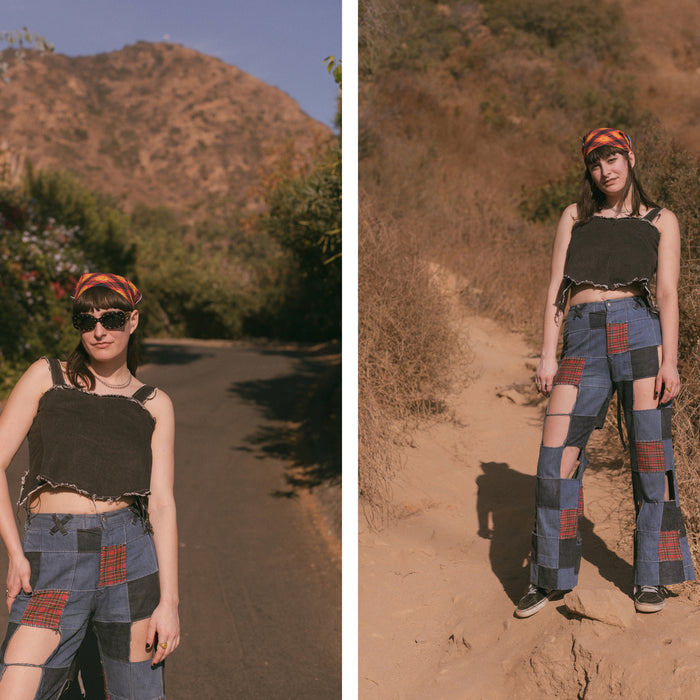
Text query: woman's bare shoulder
145 387 174 424
562 203 579 221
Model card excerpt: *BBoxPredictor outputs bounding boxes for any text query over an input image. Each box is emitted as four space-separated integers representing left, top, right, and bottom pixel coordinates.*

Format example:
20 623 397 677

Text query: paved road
0 341 341 698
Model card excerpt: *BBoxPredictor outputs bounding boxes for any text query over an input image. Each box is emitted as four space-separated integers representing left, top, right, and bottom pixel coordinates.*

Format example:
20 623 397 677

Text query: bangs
73 285 134 313
584 145 628 167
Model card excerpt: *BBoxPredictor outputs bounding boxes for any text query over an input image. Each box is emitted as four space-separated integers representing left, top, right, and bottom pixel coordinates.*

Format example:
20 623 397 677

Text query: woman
0 273 179 698
515 128 695 618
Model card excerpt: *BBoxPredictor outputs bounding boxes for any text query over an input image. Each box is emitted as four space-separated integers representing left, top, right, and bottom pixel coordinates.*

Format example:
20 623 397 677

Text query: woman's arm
654 208 681 404
536 203 577 394
145 389 180 664
0 360 52 611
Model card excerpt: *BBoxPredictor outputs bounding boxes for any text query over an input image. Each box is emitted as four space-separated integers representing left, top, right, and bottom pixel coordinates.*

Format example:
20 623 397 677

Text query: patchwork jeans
0 506 164 699
531 297 696 591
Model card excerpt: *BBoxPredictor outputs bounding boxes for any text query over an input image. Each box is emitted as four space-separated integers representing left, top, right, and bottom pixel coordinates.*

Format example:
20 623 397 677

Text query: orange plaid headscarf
72 273 142 307
581 128 632 159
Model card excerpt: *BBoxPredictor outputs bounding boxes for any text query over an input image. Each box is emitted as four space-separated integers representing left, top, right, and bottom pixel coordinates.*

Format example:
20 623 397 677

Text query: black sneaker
633 585 668 613
515 584 557 618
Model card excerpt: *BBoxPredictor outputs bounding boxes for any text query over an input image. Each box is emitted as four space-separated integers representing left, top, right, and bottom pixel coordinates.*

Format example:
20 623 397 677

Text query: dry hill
0 42 330 215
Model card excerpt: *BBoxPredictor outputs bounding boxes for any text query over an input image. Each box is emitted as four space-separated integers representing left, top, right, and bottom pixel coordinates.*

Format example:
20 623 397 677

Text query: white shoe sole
514 591 556 618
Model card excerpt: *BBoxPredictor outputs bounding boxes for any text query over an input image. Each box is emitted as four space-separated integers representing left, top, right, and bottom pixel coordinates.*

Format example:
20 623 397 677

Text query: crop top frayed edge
555 208 662 314
19 357 157 510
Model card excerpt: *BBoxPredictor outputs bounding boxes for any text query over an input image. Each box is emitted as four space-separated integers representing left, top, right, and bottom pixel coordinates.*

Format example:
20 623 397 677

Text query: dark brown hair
577 145 658 223
67 286 139 390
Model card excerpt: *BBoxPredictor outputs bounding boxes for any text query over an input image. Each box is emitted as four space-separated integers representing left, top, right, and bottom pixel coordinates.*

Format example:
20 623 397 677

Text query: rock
564 588 635 628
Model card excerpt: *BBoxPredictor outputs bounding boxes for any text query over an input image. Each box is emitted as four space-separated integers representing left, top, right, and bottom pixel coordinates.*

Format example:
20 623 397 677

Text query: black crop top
556 207 662 312
20 358 156 507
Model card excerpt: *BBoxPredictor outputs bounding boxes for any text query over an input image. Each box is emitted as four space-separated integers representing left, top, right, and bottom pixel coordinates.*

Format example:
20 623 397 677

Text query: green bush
254 139 341 341
0 187 89 391
23 165 136 274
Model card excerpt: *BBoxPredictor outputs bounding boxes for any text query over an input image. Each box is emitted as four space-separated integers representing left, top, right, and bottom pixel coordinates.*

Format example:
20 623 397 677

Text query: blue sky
2 0 342 128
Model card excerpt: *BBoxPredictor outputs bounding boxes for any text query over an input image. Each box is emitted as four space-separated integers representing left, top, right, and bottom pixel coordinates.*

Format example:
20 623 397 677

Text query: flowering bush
0 188 90 391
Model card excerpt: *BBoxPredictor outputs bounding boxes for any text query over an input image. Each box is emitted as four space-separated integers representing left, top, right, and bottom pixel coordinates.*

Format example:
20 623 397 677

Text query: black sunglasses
72 310 131 332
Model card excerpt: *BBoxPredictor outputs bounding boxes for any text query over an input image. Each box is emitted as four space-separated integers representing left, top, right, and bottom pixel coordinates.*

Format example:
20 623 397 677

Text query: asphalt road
0 340 341 698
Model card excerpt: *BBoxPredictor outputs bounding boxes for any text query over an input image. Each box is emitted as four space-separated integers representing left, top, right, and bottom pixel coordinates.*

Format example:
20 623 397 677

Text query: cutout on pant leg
633 377 657 410
561 447 580 478
0 666 43 700
543 415 570 447
0 626 61 700
666 471 674 501
129 618 154 663
543 385 577 447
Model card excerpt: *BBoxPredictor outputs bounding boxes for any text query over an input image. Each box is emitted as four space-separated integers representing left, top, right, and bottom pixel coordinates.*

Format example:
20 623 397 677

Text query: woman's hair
66 285 139 390
576 145 658 222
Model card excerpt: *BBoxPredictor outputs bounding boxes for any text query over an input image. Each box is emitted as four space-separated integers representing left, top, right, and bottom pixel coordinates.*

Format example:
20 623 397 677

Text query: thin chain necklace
92 370 132 390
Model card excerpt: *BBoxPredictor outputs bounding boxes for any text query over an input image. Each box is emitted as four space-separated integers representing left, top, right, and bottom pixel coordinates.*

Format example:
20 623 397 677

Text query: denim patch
630 346 659 379
537 447 565 480
588 310 606 328
661 405 672 440
94 620 131 661
26 551 41 591
632 409 662 442
127 572 160 621
77 528 102 553
567 416 596 448
558 539 581 569
659 560 685 584
560 477 582 510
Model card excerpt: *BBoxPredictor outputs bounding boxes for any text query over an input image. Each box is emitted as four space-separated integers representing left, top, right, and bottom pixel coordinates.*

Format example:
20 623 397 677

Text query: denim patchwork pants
0 506 164 700
531 297 695 591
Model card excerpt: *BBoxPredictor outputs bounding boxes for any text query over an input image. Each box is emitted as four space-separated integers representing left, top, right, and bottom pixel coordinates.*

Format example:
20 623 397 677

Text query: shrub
0 187 89 392
253 138 341 341
358 193 466 523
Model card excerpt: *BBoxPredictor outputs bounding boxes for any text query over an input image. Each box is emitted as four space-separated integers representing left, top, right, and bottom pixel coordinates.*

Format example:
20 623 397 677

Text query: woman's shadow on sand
476 460 633 602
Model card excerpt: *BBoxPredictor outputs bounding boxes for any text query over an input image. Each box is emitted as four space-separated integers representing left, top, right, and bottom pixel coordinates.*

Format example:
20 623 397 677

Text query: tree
0 28 54 83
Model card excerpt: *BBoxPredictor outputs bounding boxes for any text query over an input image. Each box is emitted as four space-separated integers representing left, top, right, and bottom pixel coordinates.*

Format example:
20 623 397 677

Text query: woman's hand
147 601 181 666
655 362 680 404
6 554 32 613
536 357 559 396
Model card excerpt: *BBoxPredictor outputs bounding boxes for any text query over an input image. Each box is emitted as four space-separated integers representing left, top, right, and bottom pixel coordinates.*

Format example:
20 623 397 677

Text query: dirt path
359 315 700 699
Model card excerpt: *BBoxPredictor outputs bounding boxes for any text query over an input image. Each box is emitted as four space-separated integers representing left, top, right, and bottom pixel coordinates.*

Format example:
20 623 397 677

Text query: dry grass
358 193 470 527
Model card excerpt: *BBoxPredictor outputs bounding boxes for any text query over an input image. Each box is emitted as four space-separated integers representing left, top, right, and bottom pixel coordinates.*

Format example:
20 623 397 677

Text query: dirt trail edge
359 314 700 699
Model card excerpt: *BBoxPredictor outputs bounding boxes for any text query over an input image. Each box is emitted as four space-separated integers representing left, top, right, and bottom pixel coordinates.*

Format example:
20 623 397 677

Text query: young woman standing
0 273 179 698
516 128 695 618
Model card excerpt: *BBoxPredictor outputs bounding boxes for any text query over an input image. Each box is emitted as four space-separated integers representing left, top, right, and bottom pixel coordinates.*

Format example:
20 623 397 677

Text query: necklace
93 371 132 390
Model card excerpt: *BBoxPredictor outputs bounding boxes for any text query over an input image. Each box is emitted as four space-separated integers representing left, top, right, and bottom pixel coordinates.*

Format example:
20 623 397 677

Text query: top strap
132 385 156 403
642 207 662 221
46 358 67 387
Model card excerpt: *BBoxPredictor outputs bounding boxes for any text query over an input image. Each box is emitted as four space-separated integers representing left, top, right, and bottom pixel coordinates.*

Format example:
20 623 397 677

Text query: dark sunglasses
72 310 131 332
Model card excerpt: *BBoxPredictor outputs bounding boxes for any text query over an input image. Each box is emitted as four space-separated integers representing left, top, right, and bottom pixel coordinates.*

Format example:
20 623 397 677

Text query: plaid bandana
72 273 142 307
581 128 632 159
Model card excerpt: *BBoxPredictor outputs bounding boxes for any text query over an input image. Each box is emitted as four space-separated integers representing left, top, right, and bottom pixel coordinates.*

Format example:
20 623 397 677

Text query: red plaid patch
606 323 629 354
659 531 682 561
636 441 666 472
554 357 585 386
99 544 127 587
560 508 578 539
21 590 69 630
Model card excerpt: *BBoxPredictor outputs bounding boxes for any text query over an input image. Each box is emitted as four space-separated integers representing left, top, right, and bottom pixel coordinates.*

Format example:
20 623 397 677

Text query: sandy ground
359 315 700 699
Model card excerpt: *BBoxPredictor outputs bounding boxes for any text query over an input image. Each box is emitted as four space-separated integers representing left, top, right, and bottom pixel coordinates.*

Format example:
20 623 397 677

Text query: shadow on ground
142 341 214 366
228 342 341 499
476 460 633 603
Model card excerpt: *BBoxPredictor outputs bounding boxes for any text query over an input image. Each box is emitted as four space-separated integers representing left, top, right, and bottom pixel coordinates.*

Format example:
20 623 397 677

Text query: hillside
619 0 700 153
0 42 330 215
